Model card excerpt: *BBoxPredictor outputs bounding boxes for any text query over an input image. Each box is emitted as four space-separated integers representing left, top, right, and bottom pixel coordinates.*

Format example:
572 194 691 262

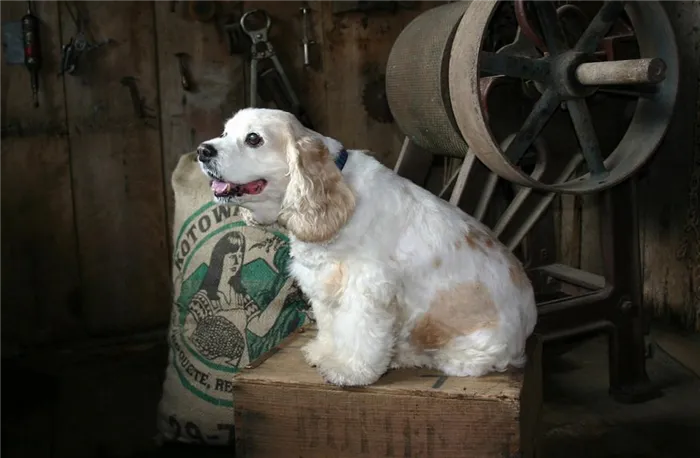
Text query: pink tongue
211 179 266 196
211 180 231 194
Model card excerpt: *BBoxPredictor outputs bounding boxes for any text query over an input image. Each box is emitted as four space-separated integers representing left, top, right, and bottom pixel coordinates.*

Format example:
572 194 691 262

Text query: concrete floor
2 326 699 458
541 330 700 458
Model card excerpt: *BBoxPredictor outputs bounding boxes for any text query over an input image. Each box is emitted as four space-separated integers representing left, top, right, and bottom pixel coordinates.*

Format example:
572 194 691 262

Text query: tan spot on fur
410 281 499 350
410 317 456 349
509 265 523 287
471 227 498 249
506 251 530 290
324 262 347 297
432 257 442 268
465 232 478 249
462 229 491 255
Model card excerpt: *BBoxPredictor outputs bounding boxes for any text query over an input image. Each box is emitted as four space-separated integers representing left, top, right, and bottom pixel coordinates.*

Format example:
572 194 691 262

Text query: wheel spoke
574 1 626 53
504 88 561 164
479 52 550 82
566 98 608 177
534 1 569 55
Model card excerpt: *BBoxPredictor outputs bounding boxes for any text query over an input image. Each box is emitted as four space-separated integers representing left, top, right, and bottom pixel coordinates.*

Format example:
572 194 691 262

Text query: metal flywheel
387 0 679 195
449 0 679 194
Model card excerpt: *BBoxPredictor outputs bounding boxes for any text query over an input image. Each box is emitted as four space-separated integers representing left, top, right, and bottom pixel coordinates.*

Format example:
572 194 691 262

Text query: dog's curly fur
197 108 537 386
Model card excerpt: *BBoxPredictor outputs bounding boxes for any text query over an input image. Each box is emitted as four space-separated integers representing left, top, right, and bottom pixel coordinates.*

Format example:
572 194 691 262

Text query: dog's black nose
197 143 218 162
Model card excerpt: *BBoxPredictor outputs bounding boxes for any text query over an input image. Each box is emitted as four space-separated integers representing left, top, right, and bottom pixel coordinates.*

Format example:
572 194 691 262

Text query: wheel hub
549 51 598 99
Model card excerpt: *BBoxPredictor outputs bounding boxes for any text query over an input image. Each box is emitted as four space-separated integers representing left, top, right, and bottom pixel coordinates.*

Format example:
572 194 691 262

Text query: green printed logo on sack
171 202 307 406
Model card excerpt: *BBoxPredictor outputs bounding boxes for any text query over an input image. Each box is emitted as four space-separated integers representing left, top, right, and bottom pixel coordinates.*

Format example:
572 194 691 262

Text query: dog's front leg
316 286 396 387
301 300 335 367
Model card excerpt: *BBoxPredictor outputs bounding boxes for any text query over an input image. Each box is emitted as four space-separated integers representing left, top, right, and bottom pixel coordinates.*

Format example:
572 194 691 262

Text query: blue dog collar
334 149 349 170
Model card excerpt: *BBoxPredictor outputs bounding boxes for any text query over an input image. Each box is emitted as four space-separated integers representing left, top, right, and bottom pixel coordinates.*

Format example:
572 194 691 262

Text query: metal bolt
620 300 633 312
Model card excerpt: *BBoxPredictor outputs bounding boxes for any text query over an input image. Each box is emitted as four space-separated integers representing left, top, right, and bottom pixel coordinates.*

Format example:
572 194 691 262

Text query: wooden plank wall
638 1 700 332
1 0 432 354
1 1 83 348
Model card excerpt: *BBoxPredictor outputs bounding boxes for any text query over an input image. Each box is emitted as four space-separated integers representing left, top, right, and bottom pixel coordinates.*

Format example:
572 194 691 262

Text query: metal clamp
240 9 300 110
59 2 111 76
240 9 272 44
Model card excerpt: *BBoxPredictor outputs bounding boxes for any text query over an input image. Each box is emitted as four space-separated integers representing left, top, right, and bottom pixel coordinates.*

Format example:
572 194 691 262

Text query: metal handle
240 9 271 41
300 5 315 67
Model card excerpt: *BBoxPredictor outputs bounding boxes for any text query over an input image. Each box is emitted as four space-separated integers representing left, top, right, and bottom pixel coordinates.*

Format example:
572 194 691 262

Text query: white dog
196 108 537 386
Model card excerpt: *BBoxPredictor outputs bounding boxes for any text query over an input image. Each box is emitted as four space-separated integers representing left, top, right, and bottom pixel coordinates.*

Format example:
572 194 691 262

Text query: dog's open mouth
211 178 267 198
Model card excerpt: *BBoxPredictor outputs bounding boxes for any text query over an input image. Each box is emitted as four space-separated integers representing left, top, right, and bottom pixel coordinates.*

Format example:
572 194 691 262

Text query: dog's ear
279 135 355 243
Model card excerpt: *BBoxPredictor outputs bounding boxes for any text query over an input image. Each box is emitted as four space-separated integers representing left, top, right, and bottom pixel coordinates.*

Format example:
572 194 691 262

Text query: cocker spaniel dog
197 108 537 386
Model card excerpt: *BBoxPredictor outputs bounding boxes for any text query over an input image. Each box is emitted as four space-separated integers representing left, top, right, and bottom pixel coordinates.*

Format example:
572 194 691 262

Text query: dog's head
197 108 355 243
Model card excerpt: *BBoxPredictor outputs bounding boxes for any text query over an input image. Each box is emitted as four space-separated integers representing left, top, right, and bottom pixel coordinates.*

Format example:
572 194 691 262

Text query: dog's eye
245 132 263 147
219 132 228 138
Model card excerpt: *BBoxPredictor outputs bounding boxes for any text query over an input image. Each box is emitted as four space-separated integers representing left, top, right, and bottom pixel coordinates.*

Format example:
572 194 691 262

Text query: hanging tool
299 4 315 67
59 1 111 76
240 9 313 129
21 1 41 108
175 52 194 91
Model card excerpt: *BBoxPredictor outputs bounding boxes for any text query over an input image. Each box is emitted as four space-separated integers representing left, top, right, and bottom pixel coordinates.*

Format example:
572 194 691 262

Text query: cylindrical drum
386 1 472 158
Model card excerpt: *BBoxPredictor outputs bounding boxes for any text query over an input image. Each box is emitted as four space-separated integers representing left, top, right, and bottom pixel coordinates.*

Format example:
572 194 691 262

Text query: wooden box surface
233 327 541 458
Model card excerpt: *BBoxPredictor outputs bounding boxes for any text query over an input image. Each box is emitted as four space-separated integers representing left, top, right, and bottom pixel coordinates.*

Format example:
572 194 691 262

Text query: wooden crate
233 327 542 458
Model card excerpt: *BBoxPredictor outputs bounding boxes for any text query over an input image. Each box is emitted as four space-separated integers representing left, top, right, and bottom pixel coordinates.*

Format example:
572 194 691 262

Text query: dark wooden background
2 1 699 358
1 0 437 355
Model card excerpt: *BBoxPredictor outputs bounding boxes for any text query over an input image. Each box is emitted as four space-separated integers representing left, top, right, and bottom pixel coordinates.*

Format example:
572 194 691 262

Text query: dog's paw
316 356 382 387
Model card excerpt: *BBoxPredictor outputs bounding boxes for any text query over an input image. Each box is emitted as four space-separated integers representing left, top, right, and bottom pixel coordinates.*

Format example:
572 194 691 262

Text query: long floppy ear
279 135 356 243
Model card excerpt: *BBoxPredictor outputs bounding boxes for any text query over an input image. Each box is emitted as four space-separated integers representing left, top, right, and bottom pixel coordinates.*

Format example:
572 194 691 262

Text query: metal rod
475 172 499 223
504 88 561 164
437 168 461 199
491 134 546 235
574 1 626 54
566 98 608 177
575 58 667 86
493 142 548 238
536 263 606 290
538 285 613 315
505 153 583 251
448 150 479 207
300 4 314 67
540 320 613 343
534 0 568 55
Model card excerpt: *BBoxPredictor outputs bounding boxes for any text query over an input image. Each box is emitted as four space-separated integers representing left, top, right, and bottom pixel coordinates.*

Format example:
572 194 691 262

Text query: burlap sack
157 152 308 446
